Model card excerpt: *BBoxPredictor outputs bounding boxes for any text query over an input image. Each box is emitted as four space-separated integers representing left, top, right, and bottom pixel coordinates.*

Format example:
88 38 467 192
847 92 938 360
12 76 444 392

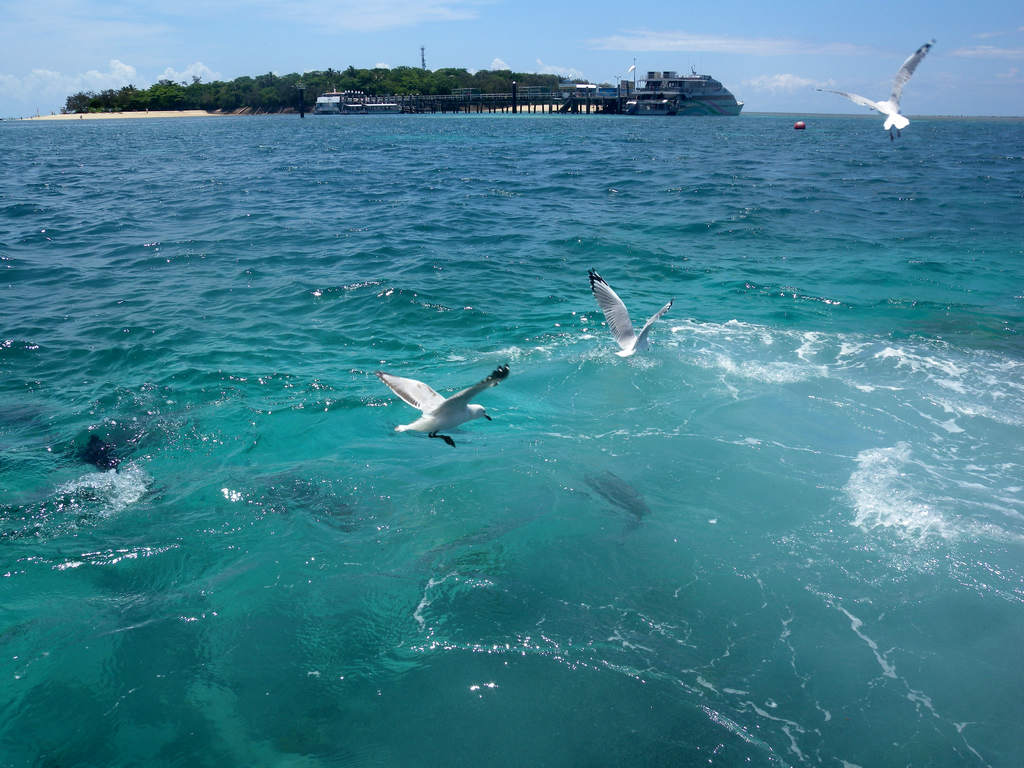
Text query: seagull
588 269 673 357
376 364 510 447
818 40 934 139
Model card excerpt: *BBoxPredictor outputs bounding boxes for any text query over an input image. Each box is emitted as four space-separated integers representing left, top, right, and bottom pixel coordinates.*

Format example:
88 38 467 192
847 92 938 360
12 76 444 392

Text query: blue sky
1 0 1021 117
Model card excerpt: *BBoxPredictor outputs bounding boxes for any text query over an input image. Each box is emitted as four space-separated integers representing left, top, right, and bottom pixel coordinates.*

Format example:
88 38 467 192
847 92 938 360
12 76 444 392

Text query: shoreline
18 110 236 121
10 109 1023 122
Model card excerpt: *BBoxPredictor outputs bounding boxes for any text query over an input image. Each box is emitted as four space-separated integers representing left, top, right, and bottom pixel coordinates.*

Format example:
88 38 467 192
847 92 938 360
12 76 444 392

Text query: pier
396 89 627 115
314 83 635 116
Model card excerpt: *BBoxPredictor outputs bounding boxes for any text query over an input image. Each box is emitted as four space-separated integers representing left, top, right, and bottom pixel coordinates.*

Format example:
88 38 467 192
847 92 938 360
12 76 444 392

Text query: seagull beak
484 413 493 421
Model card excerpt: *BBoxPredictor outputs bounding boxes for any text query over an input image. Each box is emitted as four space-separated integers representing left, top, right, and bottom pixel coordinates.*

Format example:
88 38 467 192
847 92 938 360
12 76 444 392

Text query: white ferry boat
314 91 401 115
625 70 743 116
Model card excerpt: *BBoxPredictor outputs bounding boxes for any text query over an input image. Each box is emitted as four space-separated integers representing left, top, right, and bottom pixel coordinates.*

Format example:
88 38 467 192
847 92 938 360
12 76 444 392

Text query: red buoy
794 121 806 130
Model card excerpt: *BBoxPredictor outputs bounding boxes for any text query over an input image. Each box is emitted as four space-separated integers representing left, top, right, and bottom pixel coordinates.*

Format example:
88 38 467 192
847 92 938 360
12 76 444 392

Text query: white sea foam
837 606 897 679
846 443 953 539
695 675 718 692
672 319 842 386
707 353 826 384
846 443 1023 543
838 341 870 359
493 345 527 361
795 331 826 362
671 318 764 338
930 395 1024 428
699 704 785 762
629 316 1024 547
874 346 966 379
414 572 457 633
672 321 1021 422
57 464 150 518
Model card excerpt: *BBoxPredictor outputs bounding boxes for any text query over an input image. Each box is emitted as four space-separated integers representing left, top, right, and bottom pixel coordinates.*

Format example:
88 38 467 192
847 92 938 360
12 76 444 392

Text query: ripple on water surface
1 114 1022 766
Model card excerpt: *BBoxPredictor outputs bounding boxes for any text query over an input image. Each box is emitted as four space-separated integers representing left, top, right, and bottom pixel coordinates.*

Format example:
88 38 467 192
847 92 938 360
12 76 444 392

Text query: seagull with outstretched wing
376 364 510 447
589 269 673 357
818 40 934 138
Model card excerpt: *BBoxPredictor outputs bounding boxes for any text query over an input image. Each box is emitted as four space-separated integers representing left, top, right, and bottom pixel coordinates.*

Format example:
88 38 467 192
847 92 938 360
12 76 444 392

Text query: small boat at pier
314 91 401 115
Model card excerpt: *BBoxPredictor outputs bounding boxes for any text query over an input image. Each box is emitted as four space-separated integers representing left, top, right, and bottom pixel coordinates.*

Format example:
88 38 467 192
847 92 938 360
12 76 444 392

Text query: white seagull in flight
589 269 673 357
376 364 510 447
818 40 935 139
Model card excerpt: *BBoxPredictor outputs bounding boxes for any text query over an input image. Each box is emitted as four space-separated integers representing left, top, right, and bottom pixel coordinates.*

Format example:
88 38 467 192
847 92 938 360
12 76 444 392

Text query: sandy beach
20 110 231 121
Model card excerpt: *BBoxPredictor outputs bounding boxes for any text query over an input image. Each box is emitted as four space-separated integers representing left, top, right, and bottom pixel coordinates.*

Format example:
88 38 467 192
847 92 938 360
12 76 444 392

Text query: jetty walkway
394 88 627 114
313 84 635 116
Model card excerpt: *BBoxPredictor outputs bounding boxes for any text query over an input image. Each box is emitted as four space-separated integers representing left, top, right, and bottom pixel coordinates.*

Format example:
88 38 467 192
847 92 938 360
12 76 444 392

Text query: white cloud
159 62 221 84
995 67 1020 80
3 0 171 56
744 73 835 92
588 30 871 56
952 46 1024 59
0 59 139 114
490 58 510 71
535 58 584 80
374 62 391 70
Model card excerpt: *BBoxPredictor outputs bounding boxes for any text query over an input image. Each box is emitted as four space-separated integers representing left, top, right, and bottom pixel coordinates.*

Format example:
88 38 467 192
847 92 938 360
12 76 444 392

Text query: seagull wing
817 88 880 113
376 371 445 413
589 269 636 351
634 299 673 349
444 364 510 408
890 39 934 105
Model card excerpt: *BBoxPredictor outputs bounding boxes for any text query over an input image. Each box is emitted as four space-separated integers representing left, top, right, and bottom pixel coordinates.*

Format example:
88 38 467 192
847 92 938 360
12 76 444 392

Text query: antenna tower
421 47 426 70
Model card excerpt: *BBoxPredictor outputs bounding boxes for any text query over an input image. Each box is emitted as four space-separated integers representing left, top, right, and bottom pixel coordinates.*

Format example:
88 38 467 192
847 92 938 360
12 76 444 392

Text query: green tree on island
62 67 568 114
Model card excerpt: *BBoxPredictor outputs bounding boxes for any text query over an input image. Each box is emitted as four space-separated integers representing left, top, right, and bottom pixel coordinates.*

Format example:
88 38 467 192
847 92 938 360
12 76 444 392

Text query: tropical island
61 67 566 115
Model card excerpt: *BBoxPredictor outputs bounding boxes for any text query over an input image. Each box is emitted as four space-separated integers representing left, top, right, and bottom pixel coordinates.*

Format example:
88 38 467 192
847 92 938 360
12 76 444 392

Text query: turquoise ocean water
1 114 1022 766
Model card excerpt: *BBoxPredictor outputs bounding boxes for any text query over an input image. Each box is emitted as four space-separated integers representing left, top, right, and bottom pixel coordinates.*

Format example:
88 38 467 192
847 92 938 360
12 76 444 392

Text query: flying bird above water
818 40 935 139
589 269 673 357
376 364 510 447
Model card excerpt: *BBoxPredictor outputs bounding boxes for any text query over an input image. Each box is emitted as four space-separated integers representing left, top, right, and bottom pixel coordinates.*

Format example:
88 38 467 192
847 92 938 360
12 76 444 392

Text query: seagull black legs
429 431 456 447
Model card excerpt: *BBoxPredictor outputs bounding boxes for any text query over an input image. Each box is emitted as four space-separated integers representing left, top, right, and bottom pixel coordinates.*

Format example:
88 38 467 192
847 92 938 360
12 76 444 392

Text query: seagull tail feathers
884 113 909 131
